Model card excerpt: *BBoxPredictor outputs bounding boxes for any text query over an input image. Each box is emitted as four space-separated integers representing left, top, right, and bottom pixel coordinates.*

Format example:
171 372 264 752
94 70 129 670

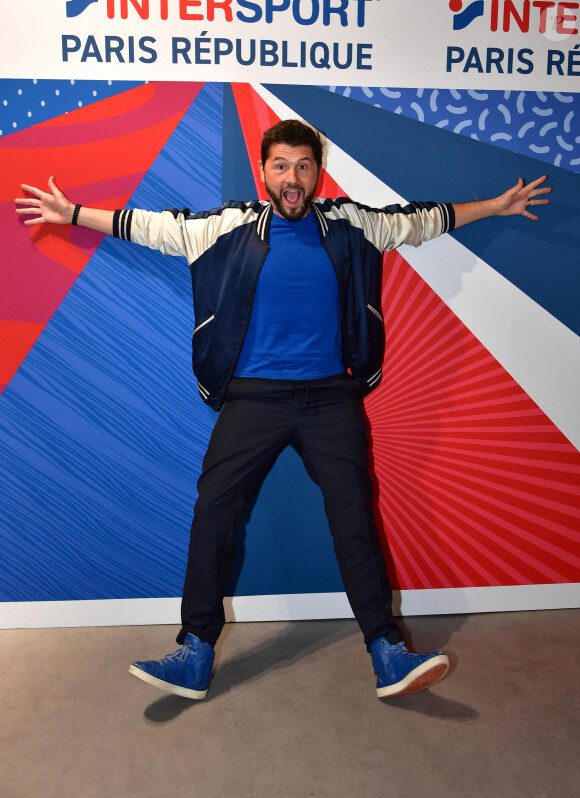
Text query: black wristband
71 203 82 226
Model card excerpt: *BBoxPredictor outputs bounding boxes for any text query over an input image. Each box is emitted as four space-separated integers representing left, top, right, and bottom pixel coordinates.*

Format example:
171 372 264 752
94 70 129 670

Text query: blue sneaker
129 634 215 699
370 638 449 698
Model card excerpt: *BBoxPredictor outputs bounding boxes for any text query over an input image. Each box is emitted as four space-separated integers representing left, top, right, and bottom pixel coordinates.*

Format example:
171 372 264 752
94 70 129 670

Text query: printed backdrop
1 75 579 618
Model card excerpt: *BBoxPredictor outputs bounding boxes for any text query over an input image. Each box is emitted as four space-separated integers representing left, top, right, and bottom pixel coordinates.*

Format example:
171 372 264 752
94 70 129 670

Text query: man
15 120 550 700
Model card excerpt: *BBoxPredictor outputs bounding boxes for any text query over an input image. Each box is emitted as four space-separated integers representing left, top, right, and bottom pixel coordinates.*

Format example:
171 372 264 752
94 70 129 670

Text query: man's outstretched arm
14 177 114 235
452 174 551 229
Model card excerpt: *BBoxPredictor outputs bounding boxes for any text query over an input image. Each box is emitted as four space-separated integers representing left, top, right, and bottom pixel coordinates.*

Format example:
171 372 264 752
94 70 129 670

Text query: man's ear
258 161 265 184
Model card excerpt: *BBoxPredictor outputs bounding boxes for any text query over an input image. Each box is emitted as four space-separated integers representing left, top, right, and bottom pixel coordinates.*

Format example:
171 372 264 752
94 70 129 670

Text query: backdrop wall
1 0 579 628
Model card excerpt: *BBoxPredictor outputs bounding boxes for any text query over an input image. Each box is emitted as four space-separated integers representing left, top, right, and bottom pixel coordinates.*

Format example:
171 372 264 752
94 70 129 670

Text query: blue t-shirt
234 211 344 379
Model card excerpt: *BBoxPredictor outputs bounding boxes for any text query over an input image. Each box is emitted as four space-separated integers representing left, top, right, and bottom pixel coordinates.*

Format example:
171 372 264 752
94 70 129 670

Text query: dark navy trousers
177 374 402 649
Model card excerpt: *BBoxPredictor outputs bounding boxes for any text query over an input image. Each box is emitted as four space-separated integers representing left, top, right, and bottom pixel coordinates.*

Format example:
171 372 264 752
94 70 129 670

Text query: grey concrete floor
1 610 579 798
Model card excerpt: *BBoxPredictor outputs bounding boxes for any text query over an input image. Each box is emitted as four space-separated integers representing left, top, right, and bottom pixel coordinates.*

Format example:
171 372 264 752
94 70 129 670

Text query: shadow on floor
143 615 478 724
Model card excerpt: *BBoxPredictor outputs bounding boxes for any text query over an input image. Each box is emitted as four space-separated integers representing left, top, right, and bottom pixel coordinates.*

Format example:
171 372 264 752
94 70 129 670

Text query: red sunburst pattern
365 251 580 589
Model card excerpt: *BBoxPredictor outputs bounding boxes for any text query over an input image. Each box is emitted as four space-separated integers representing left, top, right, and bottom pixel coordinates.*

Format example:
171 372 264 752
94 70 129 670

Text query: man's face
258 144 320 221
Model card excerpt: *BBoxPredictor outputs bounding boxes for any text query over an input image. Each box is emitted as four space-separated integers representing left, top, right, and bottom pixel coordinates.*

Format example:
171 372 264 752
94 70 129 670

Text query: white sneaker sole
376 654 449 698
128 665 208 699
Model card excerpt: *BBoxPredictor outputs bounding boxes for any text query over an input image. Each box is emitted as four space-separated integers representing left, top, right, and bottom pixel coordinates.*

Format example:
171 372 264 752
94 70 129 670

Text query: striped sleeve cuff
113 209 134 240
442 202 456 232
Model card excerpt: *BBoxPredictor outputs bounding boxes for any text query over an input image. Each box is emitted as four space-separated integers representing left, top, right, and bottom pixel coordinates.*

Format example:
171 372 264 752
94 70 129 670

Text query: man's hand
15 177 115 235
453 175 551 229
494 175 551 220
15 176 75 226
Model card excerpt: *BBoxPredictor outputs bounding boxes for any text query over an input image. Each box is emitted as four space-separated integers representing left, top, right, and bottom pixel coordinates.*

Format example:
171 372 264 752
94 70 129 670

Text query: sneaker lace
382 640 409 656
163 644 191 663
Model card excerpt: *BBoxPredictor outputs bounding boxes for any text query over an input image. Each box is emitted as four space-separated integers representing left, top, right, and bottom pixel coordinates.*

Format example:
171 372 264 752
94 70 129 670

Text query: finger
23 217 45 226
15 198 41 207
509 178 525 196
15 206 41 216
20 183 44 198
14 208 40 216
48 175 62 196
526 174 548 190
522 209 539 221
529 186 552 198
524 199 550 213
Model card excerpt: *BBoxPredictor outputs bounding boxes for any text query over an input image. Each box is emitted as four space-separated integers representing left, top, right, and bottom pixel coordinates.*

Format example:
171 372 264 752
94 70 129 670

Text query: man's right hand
15 176 75 226
15 177 115 235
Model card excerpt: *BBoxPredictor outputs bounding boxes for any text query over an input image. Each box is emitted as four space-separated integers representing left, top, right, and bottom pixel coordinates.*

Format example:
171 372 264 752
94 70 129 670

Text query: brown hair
260 120 323 170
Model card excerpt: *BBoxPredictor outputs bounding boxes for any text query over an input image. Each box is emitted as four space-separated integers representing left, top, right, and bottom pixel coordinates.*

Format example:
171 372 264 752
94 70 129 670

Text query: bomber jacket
113 196 455 411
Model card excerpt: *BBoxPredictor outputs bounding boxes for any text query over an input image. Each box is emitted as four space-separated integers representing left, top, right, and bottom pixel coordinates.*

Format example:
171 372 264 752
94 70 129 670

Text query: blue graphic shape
66 0 100 17
267 84 580 339
319 88 580 175
221 84 255 201
452 0 485 29
228 448 344 596
0 83 224 601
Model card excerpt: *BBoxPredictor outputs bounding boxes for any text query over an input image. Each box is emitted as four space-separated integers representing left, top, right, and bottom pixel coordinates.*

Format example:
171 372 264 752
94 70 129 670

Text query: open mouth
283 189 302 207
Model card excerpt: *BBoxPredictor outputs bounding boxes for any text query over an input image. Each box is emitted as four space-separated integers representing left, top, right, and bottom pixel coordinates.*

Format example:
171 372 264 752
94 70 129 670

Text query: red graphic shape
365 251 580 589
1 82 204 393
0 321 44 388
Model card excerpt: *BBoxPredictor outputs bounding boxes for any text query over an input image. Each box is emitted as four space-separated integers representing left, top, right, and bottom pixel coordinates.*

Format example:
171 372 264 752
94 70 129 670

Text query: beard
265 180 317 221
